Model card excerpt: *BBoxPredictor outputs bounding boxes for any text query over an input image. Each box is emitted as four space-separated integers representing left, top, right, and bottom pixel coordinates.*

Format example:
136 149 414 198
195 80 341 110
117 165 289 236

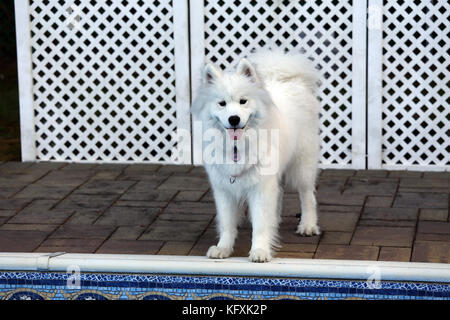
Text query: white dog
191 50 320 262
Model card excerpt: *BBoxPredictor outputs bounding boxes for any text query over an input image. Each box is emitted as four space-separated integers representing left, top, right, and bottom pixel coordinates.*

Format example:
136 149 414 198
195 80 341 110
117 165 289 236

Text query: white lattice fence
15 0 190 163
368 0 449 171
190 0 368 169
15 0 449 170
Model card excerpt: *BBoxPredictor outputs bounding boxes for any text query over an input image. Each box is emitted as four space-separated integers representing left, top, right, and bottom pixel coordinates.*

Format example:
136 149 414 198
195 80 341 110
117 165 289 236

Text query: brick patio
0 162 448 263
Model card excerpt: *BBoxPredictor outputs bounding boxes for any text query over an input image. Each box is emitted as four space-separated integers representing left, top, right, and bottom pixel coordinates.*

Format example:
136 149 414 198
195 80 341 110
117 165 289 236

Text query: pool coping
0 253 449 283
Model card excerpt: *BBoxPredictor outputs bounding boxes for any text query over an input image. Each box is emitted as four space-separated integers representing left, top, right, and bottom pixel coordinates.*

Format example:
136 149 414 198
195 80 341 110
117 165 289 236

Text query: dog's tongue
233 145 239 162
227 129 244 141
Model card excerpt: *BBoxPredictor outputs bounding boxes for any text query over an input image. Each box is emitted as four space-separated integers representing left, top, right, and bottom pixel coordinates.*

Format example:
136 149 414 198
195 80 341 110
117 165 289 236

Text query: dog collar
229 167 250 184
229 169 247 184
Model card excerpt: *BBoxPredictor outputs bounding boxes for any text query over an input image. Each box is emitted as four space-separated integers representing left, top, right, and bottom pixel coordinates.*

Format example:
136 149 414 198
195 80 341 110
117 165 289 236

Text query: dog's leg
207 187 239 259
296 186 320 236
295 159 321 236
248 177 280 262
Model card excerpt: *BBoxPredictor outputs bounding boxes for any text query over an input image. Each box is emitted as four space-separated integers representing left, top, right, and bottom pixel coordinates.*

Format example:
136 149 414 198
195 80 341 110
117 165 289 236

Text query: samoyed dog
191 50 320 262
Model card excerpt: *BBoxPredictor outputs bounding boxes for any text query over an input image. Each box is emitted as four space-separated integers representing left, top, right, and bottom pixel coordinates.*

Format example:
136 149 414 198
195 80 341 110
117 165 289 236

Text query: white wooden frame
15 0 448 171
367 0 449 172
351 0 368 169
190 0 368 170
14 0 191 164
173 0 192 164
15 0 36 161
367 0 383 170
189 0 205 166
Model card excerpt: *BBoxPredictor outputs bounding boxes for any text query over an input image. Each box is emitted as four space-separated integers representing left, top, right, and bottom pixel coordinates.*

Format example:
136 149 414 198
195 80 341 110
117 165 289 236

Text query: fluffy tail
248 50 320 93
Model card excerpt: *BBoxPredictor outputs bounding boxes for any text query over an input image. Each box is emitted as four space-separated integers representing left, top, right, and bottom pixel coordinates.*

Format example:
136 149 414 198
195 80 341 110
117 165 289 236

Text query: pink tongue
227 129 244 140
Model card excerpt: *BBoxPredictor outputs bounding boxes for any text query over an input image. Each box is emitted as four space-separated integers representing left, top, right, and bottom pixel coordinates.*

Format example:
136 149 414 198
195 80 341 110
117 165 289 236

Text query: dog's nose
228 115 241 127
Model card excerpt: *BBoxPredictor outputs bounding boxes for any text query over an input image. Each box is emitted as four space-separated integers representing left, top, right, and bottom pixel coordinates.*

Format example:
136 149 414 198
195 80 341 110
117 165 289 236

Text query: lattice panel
202 0 355 166
381 0 449 166
28 0 181 163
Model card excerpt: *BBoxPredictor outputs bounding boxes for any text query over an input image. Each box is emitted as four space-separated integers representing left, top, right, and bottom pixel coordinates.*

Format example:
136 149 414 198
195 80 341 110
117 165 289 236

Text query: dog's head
192 58 272 137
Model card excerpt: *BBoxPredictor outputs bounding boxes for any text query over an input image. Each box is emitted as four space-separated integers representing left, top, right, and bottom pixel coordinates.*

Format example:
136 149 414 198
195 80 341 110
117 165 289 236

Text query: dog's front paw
206 245 232 259
296 222 321 236
249 248 272 263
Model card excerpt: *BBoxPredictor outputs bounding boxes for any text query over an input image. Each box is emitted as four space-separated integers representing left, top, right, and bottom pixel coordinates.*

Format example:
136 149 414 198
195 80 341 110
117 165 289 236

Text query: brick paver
94 206 160 226
35 238 105 253
419 209 448 221
96 239 164 255
394 192 448 209
411 242 450 263
378 247 412 262
0 230 50 252
0 162 448 263
351 226 415 247
314 244 379 260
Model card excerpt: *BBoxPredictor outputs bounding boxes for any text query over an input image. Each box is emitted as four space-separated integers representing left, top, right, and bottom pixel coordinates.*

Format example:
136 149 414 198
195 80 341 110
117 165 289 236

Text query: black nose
228 115 241 127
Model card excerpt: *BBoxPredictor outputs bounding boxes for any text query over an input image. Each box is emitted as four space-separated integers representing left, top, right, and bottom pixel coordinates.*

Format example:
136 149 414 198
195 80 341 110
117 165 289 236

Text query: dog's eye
239 99 248 105
218 100 226 107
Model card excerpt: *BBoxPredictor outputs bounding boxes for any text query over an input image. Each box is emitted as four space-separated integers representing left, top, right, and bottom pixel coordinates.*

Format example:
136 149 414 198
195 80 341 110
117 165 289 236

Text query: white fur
192 50 321 263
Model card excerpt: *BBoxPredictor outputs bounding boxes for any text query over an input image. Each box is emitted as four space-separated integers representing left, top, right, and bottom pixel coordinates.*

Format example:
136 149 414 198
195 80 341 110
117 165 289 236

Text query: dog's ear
203 63 222 84
236 58 259 83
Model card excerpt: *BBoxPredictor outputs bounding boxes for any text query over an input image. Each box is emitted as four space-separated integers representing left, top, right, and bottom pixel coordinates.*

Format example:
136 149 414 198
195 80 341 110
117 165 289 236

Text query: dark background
0 1 20 161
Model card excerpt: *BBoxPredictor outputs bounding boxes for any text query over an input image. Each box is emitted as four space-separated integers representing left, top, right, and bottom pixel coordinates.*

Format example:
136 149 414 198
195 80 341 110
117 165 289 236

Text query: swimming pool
1 253 449 300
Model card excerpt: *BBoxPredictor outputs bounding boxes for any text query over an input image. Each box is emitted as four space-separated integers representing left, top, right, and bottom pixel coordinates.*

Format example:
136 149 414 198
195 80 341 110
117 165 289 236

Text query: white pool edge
0 252 449 283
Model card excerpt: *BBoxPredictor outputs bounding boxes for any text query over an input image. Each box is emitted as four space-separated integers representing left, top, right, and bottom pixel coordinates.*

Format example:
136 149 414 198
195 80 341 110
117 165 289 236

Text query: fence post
173 0 192 164
14 0 36 161
367 0 383 169
189 0 205 165
352 0 368 169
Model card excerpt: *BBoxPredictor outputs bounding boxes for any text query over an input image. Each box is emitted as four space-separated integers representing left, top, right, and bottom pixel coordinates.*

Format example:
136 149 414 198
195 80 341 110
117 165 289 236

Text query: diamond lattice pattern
29 0 178 162
203 0 355 165
381 0 449 166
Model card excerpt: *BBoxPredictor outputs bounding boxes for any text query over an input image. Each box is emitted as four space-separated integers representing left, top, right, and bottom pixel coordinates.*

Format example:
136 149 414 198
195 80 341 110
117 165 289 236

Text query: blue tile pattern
0 271 448 300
